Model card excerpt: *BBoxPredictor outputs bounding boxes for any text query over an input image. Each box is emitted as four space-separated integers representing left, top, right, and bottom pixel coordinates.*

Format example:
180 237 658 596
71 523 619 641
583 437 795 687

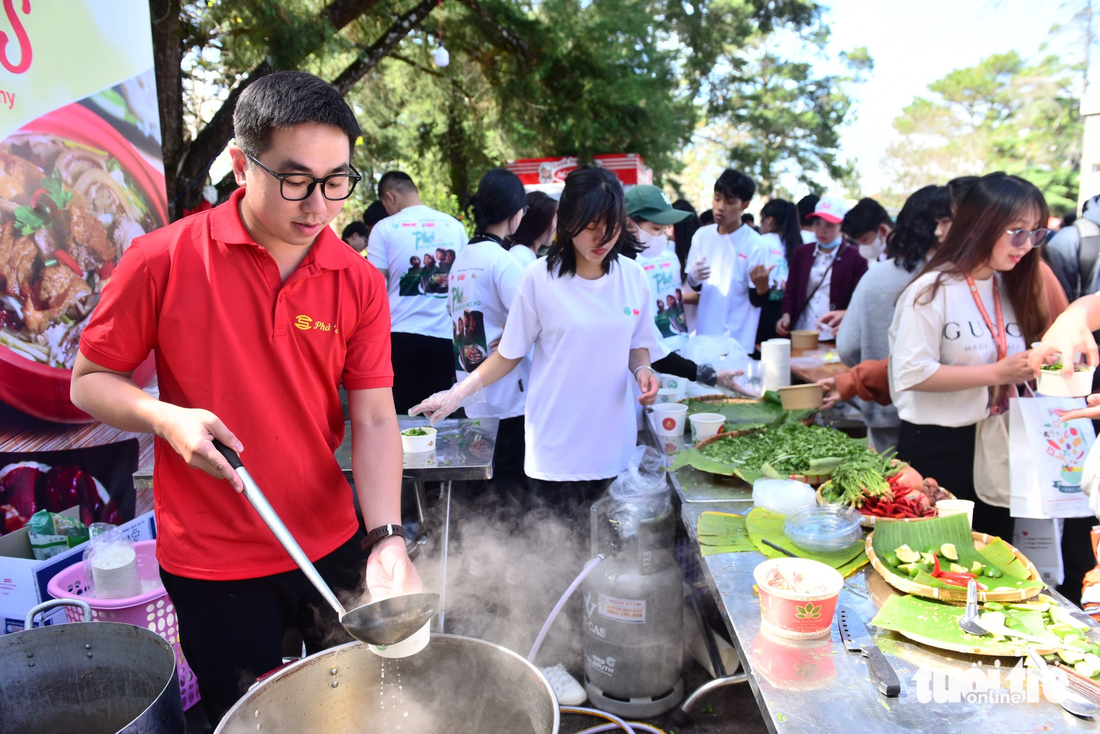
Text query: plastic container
47 540 201 711
1037 366 1095 398
783 505 862 553
652 404 688 437
778 384 824 410
752 478 817 515
753 557 843 640
790 331 819 350
689 413 725 442
935 499 975 528
400 426 437 453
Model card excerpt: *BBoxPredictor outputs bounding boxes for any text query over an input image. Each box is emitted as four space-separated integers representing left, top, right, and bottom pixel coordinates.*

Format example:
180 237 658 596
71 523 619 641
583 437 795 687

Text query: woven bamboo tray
694 429 830 486
866 530 1042 603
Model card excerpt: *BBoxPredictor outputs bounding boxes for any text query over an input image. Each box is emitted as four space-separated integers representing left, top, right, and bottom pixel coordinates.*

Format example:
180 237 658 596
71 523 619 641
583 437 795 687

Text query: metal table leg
435 480 453 633
680 580 749 715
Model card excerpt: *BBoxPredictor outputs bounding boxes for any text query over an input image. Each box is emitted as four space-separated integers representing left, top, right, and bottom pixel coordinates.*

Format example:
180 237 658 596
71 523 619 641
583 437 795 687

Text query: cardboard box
0 510 156 634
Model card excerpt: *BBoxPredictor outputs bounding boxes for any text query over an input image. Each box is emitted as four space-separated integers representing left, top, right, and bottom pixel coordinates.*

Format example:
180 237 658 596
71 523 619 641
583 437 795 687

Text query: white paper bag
1012 518 1064 586
1009 396 1095 519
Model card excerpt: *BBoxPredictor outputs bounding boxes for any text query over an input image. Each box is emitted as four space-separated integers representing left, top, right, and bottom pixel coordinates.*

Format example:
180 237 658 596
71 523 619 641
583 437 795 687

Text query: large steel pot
216 634 560 733
0 599 184 734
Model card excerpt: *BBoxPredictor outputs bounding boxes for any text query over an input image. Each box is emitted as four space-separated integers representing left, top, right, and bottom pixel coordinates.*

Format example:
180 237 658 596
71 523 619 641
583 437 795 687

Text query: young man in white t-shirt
684 169 768 352
367 171 469 413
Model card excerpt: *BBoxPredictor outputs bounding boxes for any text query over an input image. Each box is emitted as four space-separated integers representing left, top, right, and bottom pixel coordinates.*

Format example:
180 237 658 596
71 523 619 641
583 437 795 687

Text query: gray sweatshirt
836 258 921 429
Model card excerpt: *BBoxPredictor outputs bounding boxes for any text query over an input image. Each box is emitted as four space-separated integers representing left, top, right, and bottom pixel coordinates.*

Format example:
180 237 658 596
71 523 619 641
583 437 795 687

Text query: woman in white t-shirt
448 168 530 490
411 167 660 512
749 198 801 346
507 191 557 268
889 173 1051 540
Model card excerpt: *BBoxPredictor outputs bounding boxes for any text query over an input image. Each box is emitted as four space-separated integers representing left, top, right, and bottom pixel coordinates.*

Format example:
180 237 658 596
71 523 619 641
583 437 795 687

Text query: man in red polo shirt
71 71 419 725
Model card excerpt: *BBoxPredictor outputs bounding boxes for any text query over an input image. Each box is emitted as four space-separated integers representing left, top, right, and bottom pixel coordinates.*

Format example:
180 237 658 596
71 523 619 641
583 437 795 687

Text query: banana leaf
668 448 739 477
977 537 1033 580
685 391 815 425
870 594 1053 655
745 507 868 577
871 513 1044 591
696 512 756 556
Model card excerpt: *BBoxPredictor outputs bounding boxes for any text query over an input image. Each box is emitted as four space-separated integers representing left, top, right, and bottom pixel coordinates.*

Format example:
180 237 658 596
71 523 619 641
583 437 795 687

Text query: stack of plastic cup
761 338 791 391
91 544 142 599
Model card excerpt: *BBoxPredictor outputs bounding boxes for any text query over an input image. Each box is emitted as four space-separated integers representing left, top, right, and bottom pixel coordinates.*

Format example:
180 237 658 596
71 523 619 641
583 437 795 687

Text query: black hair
842 198 893 240
546 167 634 277
233 71 360 158
699 209 714 226
341 221 370 242
362 200 388 227
797 194 820 227
510 191 558 250
887 185 953 273
760 198 802 263
946 176 978 213
742 212 755 224
1063 212 1079 228
378 170 417 198
671 199 700 278
468 168 527 235
714 169 756 203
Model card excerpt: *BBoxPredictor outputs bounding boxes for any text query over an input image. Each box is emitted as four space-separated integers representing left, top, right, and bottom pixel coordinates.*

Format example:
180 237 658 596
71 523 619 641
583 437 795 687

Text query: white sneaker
542 663 587 705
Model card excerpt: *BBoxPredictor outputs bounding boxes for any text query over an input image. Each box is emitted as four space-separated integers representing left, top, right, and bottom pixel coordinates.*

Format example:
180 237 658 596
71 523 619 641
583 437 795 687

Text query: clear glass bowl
783 505 863 553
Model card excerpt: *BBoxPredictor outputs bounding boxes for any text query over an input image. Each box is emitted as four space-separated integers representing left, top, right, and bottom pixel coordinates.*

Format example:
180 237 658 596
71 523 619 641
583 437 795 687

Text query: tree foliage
884 52 1081 213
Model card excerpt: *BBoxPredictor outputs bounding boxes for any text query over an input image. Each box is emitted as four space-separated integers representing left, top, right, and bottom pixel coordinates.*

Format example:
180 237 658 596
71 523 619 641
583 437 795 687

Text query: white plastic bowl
400 427 437 453
1037 367 1095 398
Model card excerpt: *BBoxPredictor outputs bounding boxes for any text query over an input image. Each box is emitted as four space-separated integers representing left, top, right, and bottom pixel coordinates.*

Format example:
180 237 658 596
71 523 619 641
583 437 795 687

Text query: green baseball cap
624 185 692 225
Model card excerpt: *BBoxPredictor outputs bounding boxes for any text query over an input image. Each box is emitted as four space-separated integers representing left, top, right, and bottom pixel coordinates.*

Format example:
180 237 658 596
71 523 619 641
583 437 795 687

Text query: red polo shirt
80 189 393 580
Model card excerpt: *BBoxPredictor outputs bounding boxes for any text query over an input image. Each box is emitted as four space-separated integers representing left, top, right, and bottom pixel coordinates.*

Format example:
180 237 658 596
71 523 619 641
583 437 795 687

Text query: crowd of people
70 68 1100 725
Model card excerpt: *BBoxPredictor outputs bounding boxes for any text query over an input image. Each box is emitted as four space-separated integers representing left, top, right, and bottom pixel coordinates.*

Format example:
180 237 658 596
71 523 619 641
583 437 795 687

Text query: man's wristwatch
365 523 407 549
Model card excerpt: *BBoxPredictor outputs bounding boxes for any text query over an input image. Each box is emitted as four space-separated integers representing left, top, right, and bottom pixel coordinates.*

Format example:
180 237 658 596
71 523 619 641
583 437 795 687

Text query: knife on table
837 605 901 697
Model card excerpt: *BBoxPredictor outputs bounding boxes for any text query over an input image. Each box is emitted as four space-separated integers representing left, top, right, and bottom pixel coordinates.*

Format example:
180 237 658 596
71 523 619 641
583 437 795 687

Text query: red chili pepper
53 250 82 277
932 555 942 576
937 576 970 587
28 188 47 208
97 260 115 279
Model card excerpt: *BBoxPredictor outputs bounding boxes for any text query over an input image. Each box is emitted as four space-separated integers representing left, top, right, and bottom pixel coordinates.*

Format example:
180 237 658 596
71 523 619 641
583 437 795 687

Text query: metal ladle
213 440 438 647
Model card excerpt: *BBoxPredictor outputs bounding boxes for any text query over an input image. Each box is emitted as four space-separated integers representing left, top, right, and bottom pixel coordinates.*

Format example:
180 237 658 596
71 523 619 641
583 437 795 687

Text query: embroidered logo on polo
295 315 338 334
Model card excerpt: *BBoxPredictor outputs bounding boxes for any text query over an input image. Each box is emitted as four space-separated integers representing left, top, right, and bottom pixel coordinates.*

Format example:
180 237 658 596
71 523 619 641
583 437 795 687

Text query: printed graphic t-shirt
367 204 469 339
498 257 660 480
448 237 530 419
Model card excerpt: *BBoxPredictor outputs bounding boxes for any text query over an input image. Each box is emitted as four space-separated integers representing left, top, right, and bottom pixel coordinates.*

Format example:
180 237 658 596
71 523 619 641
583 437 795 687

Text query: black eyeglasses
246 152 362 201
1006 228 1051 248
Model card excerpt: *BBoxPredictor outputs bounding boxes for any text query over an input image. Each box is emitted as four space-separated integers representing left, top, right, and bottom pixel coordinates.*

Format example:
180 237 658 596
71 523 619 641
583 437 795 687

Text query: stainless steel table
649 410 1100 732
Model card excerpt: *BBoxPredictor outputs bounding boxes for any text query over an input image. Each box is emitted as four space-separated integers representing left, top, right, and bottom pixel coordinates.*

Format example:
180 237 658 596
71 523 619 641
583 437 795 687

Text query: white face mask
636 228 668 258
859 235 885 261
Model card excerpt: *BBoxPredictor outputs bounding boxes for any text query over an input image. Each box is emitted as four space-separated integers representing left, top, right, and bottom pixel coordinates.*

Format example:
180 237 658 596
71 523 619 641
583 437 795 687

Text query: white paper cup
368 621 430 658
653 404 688 437
659 373 683 391
656 388 686 404
401 427 437 453
936 499 975 528
689 413 725 442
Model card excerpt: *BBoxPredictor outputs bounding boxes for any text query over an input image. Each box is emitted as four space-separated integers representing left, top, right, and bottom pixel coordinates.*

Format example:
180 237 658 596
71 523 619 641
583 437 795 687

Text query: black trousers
390 332 456 415
897 421 1015 541
527 477 614 519
160 532 370 726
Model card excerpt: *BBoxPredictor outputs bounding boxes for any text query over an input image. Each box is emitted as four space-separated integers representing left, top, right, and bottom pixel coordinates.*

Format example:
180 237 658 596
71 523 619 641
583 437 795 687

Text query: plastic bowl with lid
783 505 862 553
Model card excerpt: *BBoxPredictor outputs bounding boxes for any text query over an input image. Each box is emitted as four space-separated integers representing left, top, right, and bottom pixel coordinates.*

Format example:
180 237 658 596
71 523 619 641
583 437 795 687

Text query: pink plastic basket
47 540 200 711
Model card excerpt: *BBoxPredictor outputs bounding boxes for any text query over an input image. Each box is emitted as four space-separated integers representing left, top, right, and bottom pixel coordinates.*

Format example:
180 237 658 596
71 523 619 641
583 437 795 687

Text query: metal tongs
213 440 438 647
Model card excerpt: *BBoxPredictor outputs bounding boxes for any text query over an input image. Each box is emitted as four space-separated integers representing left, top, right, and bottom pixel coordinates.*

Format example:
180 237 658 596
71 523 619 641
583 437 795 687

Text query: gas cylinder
582 494 684 718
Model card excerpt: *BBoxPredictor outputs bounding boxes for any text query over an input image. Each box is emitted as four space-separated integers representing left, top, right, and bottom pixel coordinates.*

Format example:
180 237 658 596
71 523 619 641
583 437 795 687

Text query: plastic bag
27 510 89 560
81 523 141 599
608 446 672 537
678 335 749 371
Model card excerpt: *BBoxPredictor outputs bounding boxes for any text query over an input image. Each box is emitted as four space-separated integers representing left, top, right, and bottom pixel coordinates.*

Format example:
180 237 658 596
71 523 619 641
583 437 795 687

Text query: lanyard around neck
965 273 1006 359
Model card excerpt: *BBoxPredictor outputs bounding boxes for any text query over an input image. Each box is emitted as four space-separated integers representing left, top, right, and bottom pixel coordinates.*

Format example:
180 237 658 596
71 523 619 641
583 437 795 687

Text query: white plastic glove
408 371 485 426
686 257 711 288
